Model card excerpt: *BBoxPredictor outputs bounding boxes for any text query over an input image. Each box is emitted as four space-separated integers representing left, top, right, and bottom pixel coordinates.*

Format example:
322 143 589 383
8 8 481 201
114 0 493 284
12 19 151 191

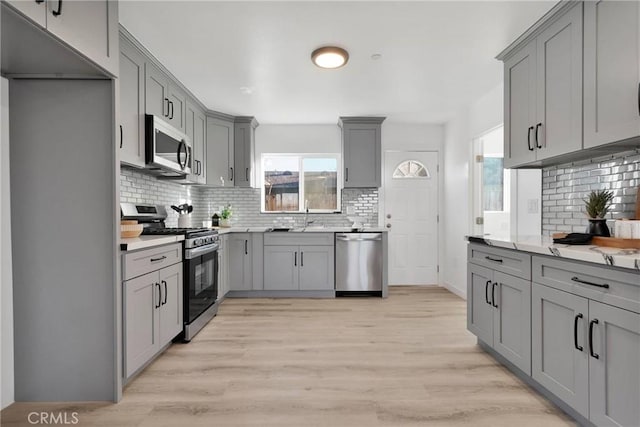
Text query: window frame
261 153 342 214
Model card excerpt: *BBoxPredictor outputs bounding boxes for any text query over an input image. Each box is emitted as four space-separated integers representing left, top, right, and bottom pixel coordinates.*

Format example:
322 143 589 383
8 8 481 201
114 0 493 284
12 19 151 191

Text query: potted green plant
584 190 614 236
220 204 232 228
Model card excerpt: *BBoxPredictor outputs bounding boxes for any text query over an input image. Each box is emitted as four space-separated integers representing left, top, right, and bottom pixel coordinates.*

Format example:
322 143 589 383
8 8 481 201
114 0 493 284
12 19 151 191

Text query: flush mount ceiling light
311 46 349 69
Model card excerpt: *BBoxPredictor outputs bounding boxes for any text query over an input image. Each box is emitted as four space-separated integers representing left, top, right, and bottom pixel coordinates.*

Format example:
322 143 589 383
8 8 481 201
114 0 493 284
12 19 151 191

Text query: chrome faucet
303 200 314 228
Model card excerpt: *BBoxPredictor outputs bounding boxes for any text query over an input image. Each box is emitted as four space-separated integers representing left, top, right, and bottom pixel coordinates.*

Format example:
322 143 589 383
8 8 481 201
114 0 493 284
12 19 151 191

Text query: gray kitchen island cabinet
4 0 118 76
119 35 146 168
583 0 640 149
206 114 235 187
233 117 259 188
339 117 385 188
502 2 582 168
467 251 531 375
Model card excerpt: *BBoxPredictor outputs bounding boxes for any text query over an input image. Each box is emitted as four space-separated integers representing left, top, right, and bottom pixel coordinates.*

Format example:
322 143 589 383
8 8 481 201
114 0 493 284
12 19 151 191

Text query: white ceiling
119 1 553 124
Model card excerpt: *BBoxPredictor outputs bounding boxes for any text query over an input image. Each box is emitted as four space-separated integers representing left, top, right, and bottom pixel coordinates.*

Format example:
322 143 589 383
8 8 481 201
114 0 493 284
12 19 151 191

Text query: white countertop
120 235 185 251
213 226 388 234
467 235 640 271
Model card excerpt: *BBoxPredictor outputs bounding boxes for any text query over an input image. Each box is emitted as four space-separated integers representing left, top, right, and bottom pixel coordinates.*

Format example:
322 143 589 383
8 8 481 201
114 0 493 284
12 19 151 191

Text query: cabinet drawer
468 244 531 280
533 256 640 314
264 233 334 246
123 243 182 281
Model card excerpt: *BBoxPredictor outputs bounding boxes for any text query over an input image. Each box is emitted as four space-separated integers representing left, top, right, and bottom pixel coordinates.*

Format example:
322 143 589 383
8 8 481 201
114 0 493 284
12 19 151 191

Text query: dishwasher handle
336 233 382 241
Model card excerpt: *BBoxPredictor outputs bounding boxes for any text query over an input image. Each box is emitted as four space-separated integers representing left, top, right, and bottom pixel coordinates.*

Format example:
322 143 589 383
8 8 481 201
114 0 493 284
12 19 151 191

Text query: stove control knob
194 238 202 246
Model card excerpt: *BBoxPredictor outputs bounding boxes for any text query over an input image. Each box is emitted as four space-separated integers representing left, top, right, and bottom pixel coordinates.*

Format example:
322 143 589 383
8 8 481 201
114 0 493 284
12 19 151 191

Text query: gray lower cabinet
531 282 590 417
228 233 253 291
124 262 183 379
583 0 640 149
264 243 335 291
218 235 229 298
119 36 146 168
588 301 640 427
206 115 235 186
467 262 531 374
339 117 385 188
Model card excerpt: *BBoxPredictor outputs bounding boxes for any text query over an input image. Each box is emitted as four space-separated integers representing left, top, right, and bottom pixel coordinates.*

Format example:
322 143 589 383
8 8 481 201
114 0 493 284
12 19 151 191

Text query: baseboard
442 282 466 300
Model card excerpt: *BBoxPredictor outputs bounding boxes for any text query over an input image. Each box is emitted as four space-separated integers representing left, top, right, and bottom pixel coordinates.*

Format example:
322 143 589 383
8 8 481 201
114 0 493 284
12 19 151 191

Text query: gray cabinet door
299 245 335 291
228 234 252 291
493 271 531 374
124 272 159 378
532 283 589 417
343 123 381 187
206 116 234 186
467 263 494 345
167 86 186 132
535 3 583 161
145 62 170 120
5 0 47 28
158 263 183 345
589 301 640 427
119 38 146 168
186 102 206 184
503 42 537 168
234 123 253 188
45 0 117 76
584 0 640 149
264 245 299 290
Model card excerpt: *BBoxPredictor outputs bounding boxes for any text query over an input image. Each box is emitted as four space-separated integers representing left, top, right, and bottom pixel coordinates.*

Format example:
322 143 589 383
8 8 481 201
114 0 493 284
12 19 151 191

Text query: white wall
1 76 15 409
442 83 541 298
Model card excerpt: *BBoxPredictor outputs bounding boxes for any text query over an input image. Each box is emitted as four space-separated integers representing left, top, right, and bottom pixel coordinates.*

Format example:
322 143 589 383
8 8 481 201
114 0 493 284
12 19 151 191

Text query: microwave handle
177 140 188 170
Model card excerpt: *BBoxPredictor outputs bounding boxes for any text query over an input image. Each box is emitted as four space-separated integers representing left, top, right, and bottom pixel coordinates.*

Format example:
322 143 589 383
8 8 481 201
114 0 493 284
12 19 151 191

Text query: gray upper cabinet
583 0 640 149
186 101 206 184
234 117 259 188
588 301 640 427
206 114 235 187
502 3 582 167
534 3 583 161
119 37 146 168
145 62 170 121
228 233 253 291
531 283 590 418
504 42 537 168
167 86 187 132
339 117 385 188
5 0 118 76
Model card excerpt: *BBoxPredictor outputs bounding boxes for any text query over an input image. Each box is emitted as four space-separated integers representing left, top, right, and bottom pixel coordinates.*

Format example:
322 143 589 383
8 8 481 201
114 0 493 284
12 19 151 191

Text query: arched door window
392 160 430 179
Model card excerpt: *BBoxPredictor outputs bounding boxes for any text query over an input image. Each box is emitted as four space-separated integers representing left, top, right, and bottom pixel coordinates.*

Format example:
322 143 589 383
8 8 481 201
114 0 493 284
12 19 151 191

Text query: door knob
386 223 391 228
386 214 391 219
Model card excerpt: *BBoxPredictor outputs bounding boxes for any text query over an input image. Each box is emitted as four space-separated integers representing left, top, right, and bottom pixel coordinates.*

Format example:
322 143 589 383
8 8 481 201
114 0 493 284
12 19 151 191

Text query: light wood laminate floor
1 287 574 426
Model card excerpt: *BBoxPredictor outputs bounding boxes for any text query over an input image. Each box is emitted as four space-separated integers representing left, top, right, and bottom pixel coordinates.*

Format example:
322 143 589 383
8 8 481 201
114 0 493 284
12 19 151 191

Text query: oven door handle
185 243 220 259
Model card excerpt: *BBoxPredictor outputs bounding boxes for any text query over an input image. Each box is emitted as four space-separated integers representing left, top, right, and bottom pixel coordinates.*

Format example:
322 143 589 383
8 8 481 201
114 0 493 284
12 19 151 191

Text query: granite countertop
467 235 640 271
120 235 185 251
213 226 388 234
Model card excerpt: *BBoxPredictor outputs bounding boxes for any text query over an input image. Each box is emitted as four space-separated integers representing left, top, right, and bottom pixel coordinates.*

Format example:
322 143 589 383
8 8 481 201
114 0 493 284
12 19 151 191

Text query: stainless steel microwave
145 115 192 177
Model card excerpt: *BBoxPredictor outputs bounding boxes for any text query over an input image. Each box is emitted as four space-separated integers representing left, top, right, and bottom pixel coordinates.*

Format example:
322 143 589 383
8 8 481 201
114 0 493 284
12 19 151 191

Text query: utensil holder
178 215 192 228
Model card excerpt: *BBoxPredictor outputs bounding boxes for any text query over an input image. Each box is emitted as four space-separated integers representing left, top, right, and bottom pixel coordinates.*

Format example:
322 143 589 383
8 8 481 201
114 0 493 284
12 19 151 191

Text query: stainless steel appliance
121 203 219 341
335 232 383 296
145 115 192 177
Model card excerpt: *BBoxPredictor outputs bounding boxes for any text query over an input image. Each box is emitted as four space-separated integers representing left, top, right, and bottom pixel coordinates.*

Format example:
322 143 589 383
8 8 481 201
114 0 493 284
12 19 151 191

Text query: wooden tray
592 236 640 249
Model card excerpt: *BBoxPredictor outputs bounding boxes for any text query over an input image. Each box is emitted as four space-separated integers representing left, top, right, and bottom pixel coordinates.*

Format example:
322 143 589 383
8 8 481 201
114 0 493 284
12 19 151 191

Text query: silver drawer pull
150 256 167 262
571 276 609 289
485 256 503 263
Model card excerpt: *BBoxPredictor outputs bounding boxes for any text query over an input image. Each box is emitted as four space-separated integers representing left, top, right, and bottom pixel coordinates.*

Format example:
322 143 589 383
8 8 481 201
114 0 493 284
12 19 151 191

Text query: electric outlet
527 199 539 214
346 206 355 215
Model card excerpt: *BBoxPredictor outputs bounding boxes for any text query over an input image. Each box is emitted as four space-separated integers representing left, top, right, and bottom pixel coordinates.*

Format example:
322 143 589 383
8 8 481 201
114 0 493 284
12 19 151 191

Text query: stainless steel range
121 203 219 341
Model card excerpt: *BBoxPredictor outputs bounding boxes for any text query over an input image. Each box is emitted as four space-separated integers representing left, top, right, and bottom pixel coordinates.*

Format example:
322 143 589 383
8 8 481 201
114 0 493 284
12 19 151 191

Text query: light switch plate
346 206 355 215
527 199 539 214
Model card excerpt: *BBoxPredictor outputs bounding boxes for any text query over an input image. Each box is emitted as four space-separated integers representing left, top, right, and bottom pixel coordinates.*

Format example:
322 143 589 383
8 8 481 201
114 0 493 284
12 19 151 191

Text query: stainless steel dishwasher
335 233 383 295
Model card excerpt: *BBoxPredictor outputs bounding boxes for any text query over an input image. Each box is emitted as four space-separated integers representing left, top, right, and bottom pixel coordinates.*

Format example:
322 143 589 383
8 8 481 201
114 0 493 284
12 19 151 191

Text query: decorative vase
586 218 610 237
220 218 231 228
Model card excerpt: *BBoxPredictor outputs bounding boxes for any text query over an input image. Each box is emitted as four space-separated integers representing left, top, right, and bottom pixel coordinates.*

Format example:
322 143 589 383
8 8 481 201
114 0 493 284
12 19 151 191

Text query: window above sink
261 154 341 213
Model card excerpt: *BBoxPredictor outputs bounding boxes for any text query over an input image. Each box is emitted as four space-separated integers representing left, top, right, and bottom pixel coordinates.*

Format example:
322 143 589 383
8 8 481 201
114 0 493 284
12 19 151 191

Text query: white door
384 151 438 285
